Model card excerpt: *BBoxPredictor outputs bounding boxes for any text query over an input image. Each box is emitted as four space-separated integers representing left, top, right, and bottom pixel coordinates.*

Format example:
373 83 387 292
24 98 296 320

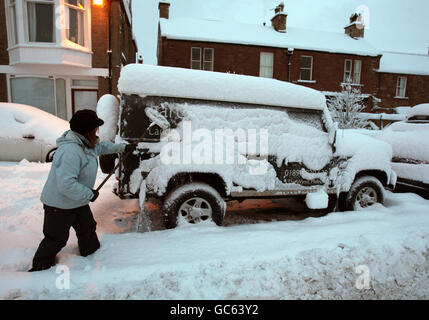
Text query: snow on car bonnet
118 64 328 112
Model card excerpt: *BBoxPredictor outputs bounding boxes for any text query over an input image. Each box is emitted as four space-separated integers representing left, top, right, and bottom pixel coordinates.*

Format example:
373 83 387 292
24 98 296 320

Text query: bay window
26 0 55 43
65 0 85 46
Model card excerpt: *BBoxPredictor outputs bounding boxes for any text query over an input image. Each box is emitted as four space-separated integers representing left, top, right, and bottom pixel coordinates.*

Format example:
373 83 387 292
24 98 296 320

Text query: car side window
286 109 326 132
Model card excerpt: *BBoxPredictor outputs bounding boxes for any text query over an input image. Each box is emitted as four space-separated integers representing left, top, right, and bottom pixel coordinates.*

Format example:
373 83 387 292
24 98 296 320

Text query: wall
92 0 137 98
377 72 429 109
158 38 380 97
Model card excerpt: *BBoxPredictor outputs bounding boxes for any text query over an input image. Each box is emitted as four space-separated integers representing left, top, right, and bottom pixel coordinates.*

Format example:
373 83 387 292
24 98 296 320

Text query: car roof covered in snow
159 18 380 57
118 64 328 111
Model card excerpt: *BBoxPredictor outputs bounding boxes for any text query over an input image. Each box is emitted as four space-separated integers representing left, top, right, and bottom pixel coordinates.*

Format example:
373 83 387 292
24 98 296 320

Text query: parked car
0 103 69 163
102 64 396 229
378 103 429 198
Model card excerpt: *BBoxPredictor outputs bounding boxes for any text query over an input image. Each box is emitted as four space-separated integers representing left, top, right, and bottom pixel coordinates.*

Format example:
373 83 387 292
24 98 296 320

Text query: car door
0 108 43 162
270 108 335 189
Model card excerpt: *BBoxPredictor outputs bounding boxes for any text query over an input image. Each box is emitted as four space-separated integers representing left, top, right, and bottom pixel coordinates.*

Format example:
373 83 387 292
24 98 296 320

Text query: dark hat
70 109 105 135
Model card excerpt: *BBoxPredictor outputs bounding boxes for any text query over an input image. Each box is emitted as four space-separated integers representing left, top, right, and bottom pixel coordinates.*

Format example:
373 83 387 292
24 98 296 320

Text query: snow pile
96 95 120 142
1 161 429 299
0 103 68 145
305 190 329 209
118 64 328 113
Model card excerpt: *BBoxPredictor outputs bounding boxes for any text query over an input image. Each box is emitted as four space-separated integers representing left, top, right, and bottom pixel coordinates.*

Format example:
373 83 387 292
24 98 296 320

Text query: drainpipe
107 0 114 94
286 48 294 82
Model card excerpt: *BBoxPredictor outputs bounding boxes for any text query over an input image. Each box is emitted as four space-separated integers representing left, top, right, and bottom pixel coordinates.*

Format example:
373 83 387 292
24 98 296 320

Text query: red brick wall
91 0 137 98
159 38 380 96
0 2 9 102
377 72 429 109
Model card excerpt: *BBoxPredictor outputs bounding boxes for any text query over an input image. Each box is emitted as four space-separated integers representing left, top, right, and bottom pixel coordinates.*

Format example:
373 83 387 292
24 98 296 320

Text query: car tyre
345 176 385 211
163 182 226 229
45 148 57 163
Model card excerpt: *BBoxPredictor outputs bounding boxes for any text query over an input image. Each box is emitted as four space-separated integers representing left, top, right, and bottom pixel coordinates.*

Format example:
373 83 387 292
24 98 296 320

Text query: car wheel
45 148 57 163
163 182 226 229
345 176 385 211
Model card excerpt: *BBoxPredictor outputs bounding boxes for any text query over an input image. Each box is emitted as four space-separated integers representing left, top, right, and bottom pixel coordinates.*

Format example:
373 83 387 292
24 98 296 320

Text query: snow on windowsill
297 79 316 84
394 96 409 100
340 82 364 87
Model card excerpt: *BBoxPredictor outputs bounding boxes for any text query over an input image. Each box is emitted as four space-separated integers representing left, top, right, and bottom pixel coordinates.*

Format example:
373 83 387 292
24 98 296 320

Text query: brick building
376 52 429 111
157 2 429 112
0 0 137 120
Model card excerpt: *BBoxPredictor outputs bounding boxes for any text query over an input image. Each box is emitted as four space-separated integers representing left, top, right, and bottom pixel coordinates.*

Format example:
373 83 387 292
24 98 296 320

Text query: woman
29 109 136 272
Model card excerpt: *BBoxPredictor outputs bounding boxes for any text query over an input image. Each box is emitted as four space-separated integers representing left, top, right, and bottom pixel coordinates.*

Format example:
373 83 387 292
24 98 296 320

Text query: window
7 0 18 45
203 48 214 71
353 60 362 84
299 56 313 81
191 47 201 70
396 76 407 98
10 77 56 115
260 52 274 78
344 59 362 84
344 60 352 82
65 0 85 46
26 0 55 43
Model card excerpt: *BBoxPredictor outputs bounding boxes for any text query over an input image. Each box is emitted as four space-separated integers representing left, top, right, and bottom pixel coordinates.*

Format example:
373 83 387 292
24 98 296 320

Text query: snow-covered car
0 103 69 163
378 103 429 197
102 64 396 229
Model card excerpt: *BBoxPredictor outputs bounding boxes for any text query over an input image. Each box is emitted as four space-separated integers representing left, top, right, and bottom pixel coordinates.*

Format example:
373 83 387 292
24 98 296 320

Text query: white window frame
299 55 313 81
395 76 407 98
353 60 362 84
5 0 18 46
191 47 201 70
203 48 214 71
24 0 56 44
344 59 353 83
259 52 274 78
64 0 86 47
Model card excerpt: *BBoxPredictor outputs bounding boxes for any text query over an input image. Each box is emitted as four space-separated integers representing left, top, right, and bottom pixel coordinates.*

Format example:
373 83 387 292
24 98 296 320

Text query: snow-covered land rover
101 64 396 229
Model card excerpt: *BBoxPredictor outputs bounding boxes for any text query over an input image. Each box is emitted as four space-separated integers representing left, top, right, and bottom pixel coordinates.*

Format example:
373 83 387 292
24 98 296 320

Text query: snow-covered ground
1 161 429 300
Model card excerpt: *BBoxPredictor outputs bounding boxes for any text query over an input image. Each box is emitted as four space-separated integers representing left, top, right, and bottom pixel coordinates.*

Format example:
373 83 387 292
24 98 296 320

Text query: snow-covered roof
118 64 327 111
378 52 429 76
159 18 380 57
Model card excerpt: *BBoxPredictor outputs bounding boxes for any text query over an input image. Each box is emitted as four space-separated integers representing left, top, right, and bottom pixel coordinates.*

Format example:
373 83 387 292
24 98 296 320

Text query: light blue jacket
41 130 126 210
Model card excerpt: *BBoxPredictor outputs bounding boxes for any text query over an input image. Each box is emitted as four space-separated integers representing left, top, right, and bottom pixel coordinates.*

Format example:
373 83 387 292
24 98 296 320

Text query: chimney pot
271 2 287 32
159 2 170 19
345 12 364 38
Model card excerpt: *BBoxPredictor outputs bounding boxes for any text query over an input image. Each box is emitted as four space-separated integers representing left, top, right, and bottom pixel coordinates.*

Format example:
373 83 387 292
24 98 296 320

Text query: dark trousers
32 205 100 268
